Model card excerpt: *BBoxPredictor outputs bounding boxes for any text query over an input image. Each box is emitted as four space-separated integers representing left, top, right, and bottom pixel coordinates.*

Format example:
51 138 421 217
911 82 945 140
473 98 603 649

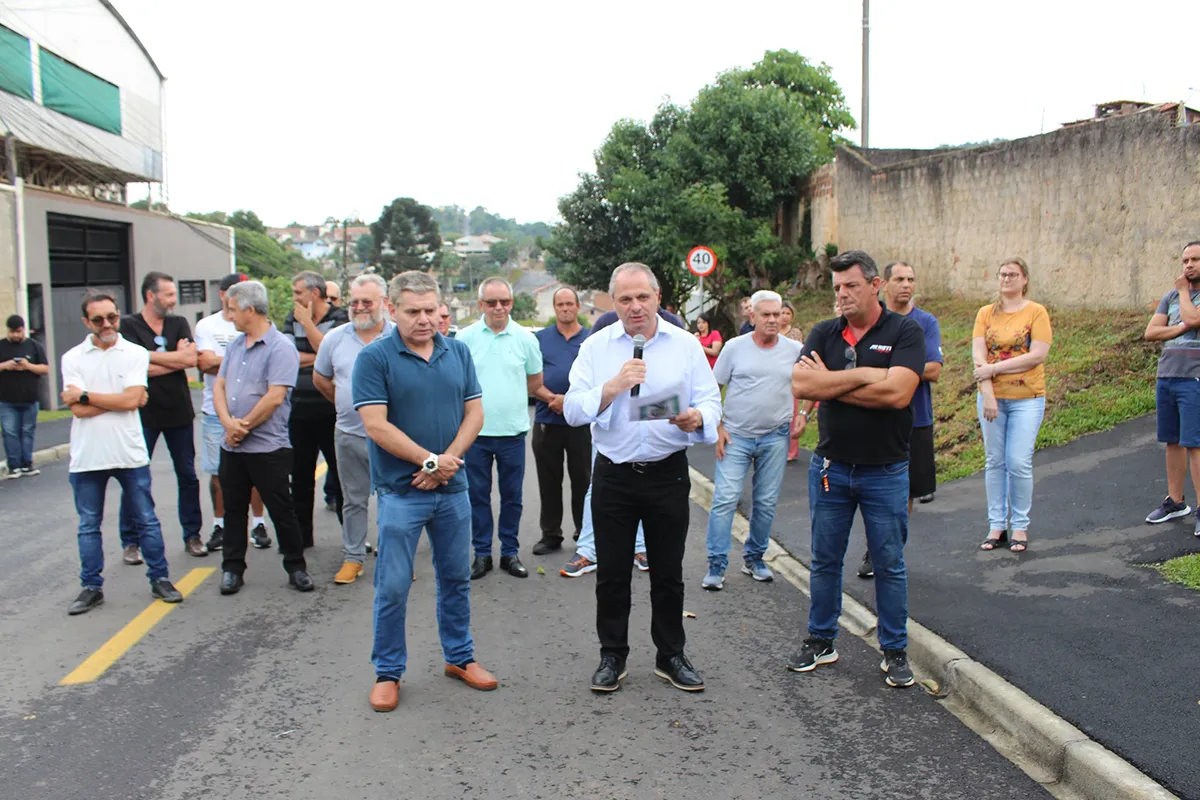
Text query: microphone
631 334 646 397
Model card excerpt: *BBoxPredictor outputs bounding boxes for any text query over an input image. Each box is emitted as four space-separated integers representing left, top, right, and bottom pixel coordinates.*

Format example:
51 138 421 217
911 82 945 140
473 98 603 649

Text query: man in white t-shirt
195 273 268 552
61 291 183 616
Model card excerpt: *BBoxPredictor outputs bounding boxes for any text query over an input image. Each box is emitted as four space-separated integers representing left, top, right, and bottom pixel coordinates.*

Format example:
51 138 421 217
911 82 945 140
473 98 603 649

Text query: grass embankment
786 294 1158 482
37 409 73 423
1149 556 1200 591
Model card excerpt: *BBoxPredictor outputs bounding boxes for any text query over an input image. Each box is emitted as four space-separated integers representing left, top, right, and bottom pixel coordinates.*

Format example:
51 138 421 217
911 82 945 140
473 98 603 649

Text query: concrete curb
688 466 1178 800
0 442 71 476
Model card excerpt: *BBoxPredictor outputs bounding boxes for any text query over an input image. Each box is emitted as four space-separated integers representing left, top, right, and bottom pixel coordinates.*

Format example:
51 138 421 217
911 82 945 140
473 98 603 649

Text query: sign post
686 245 717 318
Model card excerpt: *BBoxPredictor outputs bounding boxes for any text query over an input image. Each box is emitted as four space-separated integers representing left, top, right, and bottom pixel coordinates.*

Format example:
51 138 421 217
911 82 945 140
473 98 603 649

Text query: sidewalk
688 414 1200 799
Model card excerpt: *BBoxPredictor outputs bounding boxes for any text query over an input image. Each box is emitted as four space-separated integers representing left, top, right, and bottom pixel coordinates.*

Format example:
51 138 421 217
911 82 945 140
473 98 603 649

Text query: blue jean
465 434 526 558
70 466 169 589
575 445 644 561
0 401 37 470
977 394 1045 531
372 489 474 677
119 423 202 546
705 424 790 571
808 456 910 651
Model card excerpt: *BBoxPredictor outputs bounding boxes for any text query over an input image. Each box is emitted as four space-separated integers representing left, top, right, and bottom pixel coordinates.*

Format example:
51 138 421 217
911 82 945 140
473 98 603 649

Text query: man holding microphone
565 262 721 693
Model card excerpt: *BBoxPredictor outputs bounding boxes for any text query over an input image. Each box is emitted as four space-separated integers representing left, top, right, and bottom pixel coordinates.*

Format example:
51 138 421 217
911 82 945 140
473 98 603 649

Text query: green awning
0 25 33 100
39 47 121 135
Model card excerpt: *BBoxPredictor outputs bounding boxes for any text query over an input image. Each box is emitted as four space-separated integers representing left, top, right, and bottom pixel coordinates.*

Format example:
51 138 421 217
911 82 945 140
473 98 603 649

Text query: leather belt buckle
631 462 648 474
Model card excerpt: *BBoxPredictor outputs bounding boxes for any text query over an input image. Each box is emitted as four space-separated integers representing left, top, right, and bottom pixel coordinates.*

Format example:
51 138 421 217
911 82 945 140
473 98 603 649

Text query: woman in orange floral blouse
972 258 1052 553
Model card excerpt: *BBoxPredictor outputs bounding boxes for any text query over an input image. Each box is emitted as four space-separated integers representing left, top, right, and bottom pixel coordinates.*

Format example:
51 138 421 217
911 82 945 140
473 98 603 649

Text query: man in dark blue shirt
531 287 591 554
351 271 496 712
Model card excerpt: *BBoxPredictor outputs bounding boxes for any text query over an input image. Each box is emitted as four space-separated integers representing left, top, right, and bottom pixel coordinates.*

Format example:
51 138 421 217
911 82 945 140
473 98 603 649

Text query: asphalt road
690 413 1200 798
0 427 1042 799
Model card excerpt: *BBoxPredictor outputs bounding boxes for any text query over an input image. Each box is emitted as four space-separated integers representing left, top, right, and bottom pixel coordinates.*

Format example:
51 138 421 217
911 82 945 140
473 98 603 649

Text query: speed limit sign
687 246 717 277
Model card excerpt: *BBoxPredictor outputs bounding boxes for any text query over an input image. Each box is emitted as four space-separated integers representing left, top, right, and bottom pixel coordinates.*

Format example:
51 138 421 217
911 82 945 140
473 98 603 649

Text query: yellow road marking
59 567 216 686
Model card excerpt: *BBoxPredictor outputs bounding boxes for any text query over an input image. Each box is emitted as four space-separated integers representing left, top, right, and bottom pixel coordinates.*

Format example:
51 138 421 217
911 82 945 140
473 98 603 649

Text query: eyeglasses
349 299 376 309
88 313 120 327
998 272 1022 281
153 334 167 352
844 345 857 370
482 298 513 308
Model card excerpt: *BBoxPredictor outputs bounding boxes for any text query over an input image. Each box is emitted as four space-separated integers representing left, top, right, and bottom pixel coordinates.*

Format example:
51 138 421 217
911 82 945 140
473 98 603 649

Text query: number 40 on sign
687 246 717 317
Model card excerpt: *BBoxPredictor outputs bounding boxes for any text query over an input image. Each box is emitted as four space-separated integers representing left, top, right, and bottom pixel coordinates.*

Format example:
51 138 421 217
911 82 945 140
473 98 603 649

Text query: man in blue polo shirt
352 270 496 713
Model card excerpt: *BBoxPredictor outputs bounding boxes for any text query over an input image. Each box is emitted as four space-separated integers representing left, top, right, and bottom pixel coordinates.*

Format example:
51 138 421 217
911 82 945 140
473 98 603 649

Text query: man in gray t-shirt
701 290 803 590
1144 241 1200 533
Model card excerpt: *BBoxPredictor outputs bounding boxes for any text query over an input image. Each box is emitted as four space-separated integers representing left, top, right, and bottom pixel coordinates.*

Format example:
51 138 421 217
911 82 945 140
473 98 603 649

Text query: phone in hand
12 357 24 362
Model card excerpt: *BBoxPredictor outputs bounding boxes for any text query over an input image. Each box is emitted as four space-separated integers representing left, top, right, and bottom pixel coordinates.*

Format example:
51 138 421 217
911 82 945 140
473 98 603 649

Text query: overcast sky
108 0 1198 228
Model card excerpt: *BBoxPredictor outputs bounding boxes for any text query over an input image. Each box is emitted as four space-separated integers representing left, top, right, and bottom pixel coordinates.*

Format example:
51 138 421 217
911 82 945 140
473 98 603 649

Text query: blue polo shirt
533 324 590 425
351 328 482 496
905 306 943 428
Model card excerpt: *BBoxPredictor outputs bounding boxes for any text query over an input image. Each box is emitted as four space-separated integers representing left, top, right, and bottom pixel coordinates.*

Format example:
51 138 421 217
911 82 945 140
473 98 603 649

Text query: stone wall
814 111 1200 309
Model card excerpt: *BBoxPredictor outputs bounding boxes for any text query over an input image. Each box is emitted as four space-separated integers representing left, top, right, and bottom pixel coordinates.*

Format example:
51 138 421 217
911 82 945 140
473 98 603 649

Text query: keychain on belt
821 458 830 493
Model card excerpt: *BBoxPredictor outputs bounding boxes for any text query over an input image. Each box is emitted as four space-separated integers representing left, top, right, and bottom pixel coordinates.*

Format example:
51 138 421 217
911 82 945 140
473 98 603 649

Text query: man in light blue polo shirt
457 277 551 580
352 270 496 712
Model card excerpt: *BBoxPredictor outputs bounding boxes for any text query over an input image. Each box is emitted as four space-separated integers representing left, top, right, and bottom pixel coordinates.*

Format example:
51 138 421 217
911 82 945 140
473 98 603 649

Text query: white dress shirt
564 317 721 463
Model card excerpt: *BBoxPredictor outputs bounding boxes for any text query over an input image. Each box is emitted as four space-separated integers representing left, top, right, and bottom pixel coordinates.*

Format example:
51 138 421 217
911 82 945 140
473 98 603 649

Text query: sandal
1009 538 1028 553
980 530 1008 550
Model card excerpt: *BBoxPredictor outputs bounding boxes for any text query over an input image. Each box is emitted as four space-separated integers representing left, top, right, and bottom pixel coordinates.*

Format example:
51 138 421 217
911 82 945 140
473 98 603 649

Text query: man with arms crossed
353 271 496 712
702 290 803 590
789 250 924 688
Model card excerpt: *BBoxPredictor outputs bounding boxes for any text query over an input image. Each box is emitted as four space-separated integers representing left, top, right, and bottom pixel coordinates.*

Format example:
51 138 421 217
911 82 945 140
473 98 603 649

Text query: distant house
454 234 503 256
266 226 303 243
294 239 332 260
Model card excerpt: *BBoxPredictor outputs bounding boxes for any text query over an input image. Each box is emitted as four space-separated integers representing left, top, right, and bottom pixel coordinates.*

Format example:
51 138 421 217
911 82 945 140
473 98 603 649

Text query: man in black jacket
284 271 349 547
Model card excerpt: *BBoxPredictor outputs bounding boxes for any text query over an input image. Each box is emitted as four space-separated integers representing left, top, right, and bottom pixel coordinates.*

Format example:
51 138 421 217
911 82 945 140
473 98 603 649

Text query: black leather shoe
68 588 104 615
654 653 705 692
499 555 528 578
590 654 628 692
289 570 315 592
531 537 563 555
470 556 493 580
151 578 183 603
220 572 244 595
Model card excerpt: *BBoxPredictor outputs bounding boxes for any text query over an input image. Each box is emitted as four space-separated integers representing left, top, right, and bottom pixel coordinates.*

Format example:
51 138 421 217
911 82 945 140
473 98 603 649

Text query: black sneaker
250 523 272 549
787 638 838 672
590 654 627 692
151 578 184 603
1146 495 1191 524
881 649 915 687
857 551 874 579
68 588 104 615
206 526 224 552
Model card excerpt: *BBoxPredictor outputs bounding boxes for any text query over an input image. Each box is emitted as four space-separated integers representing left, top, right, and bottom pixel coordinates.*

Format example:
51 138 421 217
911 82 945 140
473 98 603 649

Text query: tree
489 239 518 266
354 233 375 263
183 211 308 279
511 292 537 321
130 199 169 212
370 197 442 279
227 209 266 234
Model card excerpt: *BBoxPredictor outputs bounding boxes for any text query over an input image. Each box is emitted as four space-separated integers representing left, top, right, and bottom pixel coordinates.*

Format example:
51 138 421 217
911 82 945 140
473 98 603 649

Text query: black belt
595 449 686 474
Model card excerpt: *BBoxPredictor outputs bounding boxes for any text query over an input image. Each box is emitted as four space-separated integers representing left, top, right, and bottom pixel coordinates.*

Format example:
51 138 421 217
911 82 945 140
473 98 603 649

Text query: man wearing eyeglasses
457 277 550 579
788 250 925 690
119 271 205 560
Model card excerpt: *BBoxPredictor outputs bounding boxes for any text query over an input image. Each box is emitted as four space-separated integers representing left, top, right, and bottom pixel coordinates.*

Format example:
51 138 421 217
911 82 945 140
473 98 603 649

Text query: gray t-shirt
314 320 395 437
1156 289 1200 379
712 333 804 438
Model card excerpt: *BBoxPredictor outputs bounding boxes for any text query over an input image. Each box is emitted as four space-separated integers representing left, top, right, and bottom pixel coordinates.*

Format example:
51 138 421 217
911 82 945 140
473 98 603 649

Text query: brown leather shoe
444 661 498 691
122 545 143 566
184 536 208 557
369 680 399 712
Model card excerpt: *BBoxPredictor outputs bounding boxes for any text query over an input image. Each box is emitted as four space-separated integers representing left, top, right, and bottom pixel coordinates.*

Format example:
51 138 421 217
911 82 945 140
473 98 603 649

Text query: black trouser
592 449 691 662
219 447 306 576
289 414 342 545
531 422 592 541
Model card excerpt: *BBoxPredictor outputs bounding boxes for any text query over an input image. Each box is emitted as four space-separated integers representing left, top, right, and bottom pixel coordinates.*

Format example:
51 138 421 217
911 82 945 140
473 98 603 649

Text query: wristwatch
80 391 90 405
798 409 808 418
421 452 439 475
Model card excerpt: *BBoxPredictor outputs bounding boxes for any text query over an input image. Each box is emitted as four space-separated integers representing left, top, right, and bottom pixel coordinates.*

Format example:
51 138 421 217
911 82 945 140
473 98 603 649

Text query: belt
596 449 686 474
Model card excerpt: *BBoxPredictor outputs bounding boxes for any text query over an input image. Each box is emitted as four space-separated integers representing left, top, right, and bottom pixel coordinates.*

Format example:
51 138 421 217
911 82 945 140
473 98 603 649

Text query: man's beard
353 311 383 330
152 298 172 317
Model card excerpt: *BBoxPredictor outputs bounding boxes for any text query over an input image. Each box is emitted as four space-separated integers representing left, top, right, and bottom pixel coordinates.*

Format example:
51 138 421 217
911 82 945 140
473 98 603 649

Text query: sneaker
741 559 774 582
150 578 184 603
560 554 596 578
1194 509 1200 538
633 552 649 572
857 551 874 579
787 638 839 672
206 526 224 552
122 545 143 566
250 523 272 549
881 649 915 687
701 566 724 591
68 588 104 615
365 541 375 555
17 466 38 477
1146 496 1191 524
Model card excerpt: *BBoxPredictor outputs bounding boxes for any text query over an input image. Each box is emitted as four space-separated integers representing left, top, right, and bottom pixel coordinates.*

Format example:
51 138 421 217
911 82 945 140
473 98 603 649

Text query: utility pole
862 0 870 149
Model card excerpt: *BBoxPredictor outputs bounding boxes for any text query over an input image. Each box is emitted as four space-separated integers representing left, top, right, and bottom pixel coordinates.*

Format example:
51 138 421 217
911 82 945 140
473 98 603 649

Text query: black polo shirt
800 305 926 465
0 337 47 404
283 304 350 420
121 313 196 429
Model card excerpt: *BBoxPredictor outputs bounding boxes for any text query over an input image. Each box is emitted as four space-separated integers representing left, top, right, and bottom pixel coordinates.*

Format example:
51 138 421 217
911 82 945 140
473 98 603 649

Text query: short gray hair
389 271 440 306
477 277 513 301
608 262 659 295
350 273 388 294
227 280 269 315
552 285 580 305
293 270 326 297
750 290 782 310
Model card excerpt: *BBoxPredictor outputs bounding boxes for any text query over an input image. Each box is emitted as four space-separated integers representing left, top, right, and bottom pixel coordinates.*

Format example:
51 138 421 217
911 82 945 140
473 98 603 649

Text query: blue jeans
0 401 37 470
808 456 909 651
70 466 169 589
373 489 474 677
977 395 1045 531
576 445 645 561
705 424 790 571
465 434 526 558
119 423 202 546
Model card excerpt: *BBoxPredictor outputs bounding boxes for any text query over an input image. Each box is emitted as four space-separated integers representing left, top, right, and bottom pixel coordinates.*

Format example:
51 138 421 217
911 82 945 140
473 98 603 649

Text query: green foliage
183 210 308 279
355 233 375 263
227 210 266 234
490 239 519 266
129 199 169 212
370 198 442 279
1149 555 1200 592
261 275 297 329
511 292 537 321
547 49 852 306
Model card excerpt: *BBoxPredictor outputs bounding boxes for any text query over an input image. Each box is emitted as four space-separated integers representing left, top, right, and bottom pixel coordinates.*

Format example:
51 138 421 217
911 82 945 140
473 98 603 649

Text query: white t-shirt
193 311 240 416
60 334 150 473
